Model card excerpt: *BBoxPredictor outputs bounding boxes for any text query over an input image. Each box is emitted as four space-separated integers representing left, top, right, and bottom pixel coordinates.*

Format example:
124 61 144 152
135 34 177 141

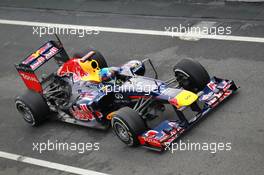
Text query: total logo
20 73 38 83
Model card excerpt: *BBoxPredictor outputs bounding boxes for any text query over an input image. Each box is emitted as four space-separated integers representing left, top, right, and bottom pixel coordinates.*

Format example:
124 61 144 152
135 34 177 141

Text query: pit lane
0 3 264 175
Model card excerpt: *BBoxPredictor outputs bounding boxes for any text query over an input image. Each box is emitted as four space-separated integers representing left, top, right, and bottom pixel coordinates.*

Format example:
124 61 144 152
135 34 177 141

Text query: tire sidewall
15 90 50 126
112 116 136 146
15 100 36 126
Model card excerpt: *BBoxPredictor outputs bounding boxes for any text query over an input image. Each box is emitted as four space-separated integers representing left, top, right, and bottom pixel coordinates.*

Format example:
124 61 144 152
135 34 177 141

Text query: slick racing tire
15 90 50 126
73 48 108 68
174 59 210 92
111 107 146 146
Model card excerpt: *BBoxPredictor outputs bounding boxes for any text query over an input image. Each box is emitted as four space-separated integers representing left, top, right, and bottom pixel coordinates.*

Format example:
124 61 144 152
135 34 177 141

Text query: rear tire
15 90 50 126
111 107 146 146
174 59 210 92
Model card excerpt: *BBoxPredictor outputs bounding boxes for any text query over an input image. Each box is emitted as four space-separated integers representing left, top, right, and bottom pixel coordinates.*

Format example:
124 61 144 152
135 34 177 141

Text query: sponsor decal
81 92 96 101
223 83 232 92
43 47 59 60
18 71 42 92
23 42 53 64
114 93 124 99
200 91 214 101
207 82 217 91
144 137 160 144
71 105 94 121
30 56 45 70
217 81 228 89
71 105 103 121
209 90 232 108
20 72 39 83
170 129 180 136
144 130 159 138
28 47 58 70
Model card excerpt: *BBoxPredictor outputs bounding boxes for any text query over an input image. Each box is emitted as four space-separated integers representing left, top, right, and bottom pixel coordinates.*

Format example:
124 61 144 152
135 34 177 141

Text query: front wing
138 76 238 151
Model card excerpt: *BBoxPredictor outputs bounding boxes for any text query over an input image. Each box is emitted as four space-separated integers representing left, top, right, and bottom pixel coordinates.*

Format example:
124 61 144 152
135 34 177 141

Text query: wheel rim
114 122 130 142
17 102 35 125
175 71 195 90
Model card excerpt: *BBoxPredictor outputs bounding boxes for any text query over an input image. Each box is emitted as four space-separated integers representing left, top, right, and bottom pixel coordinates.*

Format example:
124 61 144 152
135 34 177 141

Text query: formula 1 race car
15 37 238 151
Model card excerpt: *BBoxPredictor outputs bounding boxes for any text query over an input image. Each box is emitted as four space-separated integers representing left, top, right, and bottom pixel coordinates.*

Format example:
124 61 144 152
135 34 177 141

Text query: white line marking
179 21 217 41
0 151 109 175
0 19 264 43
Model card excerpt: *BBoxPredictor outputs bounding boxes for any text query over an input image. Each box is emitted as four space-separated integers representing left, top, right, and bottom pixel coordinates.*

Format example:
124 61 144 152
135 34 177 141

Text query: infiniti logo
115 93 124 99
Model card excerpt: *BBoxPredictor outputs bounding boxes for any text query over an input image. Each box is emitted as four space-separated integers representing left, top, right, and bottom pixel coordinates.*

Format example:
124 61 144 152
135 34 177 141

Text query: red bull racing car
15 37 238 151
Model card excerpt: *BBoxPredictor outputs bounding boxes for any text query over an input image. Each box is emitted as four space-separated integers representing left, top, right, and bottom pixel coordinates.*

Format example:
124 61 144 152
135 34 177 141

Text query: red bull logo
23 42 52 64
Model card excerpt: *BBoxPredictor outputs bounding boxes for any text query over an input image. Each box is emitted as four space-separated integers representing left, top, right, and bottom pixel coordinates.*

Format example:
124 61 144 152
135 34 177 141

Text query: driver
100 67 121 82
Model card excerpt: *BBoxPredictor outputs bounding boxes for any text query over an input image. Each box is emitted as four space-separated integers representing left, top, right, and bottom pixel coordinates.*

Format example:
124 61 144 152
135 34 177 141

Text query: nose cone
174 90 198 108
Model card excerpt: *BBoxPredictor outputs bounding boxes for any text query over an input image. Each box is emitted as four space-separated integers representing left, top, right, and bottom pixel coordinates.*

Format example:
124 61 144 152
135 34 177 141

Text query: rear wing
15 39 69 93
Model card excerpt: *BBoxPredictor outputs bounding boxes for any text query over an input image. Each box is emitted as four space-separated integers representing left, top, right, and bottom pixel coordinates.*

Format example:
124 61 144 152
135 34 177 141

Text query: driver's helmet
100 67 120 82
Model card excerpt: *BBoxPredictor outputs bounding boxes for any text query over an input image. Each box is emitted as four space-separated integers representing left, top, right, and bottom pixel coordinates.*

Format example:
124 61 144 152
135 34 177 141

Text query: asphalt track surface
0 1 264 175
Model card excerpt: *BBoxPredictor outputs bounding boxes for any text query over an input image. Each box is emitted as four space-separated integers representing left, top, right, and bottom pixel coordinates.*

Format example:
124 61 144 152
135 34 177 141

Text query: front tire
111 107 146 146
15 90 50 126
174 59 210 92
